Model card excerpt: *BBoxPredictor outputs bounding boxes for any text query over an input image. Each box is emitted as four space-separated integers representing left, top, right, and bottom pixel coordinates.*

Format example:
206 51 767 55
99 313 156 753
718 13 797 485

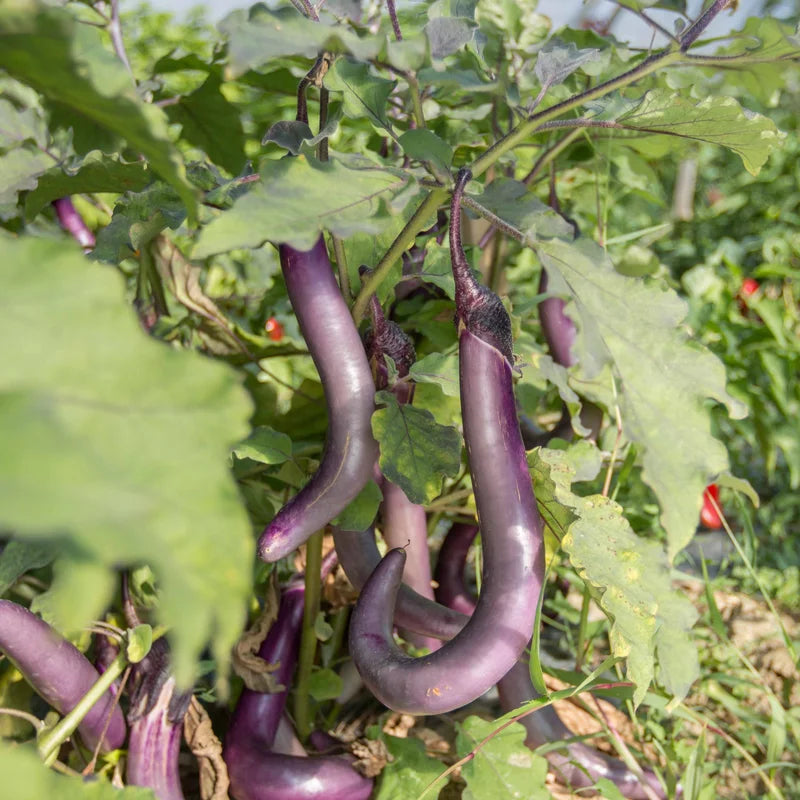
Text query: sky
120 0 793 40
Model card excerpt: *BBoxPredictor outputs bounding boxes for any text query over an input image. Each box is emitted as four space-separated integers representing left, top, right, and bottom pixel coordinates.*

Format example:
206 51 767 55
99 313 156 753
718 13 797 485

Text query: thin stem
351 188 447 323
386 0 402 41
38 650 128 765
0 707 44 730
679 0 733 51
575 584 591 671
613 3 679 43
318 86 329 162
107 0 134 80
407 73 425 129
331 233 351 302
293 0 320 21
294 530 323 740
83 666 131 775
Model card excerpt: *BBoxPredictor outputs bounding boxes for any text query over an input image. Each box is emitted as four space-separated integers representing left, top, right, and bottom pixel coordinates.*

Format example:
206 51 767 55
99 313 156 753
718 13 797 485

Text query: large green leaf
24 150 151 219
193 155 407 256
616 89 784 176
537 237 744 559
0 0 197 222
372 390 462 505
324 58 397 135
0 236 253 685
455 715 550 800
165 73 247 175
218 5 383 78
0 743 155 800
531 447 699 706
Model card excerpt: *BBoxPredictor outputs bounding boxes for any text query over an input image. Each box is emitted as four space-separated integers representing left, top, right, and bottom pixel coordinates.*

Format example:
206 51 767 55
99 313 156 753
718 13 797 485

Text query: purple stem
52 198 96 252
0 600 126 752
258 238 379 562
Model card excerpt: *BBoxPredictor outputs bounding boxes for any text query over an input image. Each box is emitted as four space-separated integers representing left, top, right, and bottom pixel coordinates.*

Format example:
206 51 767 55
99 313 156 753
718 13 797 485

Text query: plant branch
294 530 323 740
678 0 733 51
351 187 447 323
386 0 402 41
107 0 134 80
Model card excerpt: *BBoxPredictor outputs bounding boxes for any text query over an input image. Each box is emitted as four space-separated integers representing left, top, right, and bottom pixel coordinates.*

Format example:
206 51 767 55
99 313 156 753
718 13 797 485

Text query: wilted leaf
534 40 601 88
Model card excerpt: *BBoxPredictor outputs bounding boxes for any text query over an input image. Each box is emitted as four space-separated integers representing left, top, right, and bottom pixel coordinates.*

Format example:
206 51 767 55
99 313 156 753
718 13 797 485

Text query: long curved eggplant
538 268 576 368
258 238 379 562
0 599 126 752
224 567 372 800
347 169 544 714
433 523 669 799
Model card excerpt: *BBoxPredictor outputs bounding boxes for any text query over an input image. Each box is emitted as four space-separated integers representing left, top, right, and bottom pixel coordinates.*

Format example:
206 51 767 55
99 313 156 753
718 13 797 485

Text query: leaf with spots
531 447 699 706
372 390 461 505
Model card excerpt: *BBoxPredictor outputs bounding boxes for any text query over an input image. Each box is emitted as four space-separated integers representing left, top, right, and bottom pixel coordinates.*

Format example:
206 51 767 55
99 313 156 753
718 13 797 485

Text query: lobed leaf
0 237 253 685
372 390 462 505
532 447 700 706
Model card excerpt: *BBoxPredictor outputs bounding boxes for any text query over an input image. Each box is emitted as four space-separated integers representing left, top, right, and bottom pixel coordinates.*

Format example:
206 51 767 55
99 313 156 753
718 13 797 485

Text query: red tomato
265 316 284 341
740 278 759 296
700 483 723 529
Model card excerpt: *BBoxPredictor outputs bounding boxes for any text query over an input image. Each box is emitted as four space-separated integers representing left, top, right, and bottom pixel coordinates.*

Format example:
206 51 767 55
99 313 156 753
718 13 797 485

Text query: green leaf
532 448 700 706
24 150 150 219
409 351 460 397
537 237 744 560
219 5 383 78
92 183 186 264
332 479 383 531
374 735 444 800
0 743 156 800
399 129 453 173
0 0 198 222
165 73 247 175
617 89 785 176
455 715 550 800
193 155 407 256
307 667 343 701
425 17 476 60
232 426 293 465
372 390 461 505
0 144 51 205
127 624 154 664
534 40 601 88
0 539 53 598
0 237 253 685
324 58 396 135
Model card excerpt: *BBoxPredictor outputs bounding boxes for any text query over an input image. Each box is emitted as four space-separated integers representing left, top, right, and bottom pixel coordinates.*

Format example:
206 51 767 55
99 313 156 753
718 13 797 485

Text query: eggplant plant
1 0 797 798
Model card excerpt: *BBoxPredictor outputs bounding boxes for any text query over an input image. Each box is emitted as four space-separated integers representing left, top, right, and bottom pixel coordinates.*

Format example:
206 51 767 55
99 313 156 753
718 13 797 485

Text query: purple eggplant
127 670 188 800
538 268 576 368
432 522 479 616
347 169 544 714
52 198 96 251
224 569 372 800
0 599 126 752
364 293 440 651
258 238 379 562
333 526 467 641
433 523 669 799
